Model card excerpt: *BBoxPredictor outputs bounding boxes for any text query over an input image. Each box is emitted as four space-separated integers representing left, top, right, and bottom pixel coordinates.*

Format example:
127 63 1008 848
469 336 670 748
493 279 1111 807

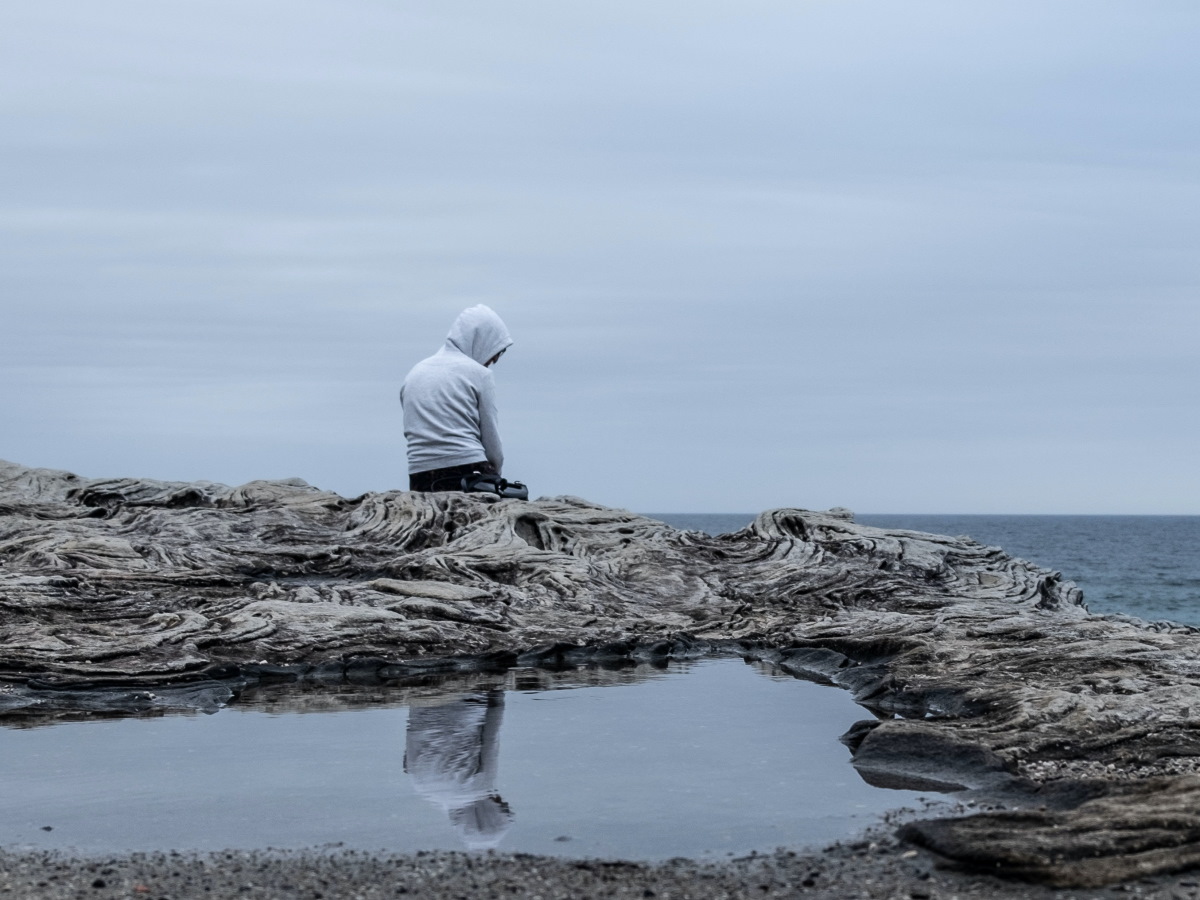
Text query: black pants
409 461 497 493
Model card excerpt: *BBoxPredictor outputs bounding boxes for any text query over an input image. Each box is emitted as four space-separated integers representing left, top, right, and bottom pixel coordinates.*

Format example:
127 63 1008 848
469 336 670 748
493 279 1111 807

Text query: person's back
400 305 512 492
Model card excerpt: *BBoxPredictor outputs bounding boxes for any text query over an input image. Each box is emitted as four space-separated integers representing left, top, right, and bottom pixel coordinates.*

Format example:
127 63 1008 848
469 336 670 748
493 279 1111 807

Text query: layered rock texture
2 458 1199 887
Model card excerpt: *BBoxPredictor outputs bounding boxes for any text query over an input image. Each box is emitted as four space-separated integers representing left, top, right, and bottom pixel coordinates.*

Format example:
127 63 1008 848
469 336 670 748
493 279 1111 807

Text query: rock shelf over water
3 458 1200 887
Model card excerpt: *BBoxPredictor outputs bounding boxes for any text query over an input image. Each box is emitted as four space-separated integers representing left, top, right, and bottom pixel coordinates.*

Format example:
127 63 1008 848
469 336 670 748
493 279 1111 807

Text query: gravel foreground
4 834 1200 900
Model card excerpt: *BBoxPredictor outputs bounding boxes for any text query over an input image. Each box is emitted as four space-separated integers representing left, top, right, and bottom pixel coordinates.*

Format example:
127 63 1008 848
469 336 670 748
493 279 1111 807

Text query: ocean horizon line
643 511 1200 518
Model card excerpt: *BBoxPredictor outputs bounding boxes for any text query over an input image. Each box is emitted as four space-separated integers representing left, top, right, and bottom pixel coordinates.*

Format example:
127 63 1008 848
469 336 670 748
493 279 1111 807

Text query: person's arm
477 371 504 474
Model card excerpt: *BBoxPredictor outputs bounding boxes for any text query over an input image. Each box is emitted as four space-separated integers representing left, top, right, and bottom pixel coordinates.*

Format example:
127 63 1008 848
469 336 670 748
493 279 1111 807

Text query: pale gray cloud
2 0 1197 512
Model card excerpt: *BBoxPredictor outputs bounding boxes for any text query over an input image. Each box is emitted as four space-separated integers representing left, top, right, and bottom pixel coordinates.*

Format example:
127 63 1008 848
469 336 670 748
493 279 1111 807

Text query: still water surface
0 660 926 859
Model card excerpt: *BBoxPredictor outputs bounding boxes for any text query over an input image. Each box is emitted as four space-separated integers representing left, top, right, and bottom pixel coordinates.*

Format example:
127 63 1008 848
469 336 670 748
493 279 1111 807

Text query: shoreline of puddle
0 657 989 861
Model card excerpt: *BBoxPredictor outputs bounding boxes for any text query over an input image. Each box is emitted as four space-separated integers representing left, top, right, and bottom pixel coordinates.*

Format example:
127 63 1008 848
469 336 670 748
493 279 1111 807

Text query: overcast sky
2 1 1197 513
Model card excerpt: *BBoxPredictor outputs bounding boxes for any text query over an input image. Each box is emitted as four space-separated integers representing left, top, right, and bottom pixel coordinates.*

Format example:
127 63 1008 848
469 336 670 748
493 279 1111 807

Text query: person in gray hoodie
400 305 513 492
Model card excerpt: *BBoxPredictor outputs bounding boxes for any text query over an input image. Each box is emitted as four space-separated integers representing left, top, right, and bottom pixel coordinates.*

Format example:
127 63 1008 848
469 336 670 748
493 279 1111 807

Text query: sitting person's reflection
403 689 513 850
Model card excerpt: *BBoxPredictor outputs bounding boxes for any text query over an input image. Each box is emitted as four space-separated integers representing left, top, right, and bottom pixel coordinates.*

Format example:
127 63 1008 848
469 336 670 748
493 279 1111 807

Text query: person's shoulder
443 348 492 379
402 354 436 380
406 349 488 383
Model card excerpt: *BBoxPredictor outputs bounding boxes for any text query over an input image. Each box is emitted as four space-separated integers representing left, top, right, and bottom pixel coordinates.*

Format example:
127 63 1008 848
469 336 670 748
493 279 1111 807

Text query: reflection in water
403 689 513 850
0 660 940 858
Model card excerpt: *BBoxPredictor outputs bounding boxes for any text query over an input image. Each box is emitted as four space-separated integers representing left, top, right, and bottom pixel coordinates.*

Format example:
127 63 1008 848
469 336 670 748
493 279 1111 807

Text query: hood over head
449 795 514 850
445 305 513 366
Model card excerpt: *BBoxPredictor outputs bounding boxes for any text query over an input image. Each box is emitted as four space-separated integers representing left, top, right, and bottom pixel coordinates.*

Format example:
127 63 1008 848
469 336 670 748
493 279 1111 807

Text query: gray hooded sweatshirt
400 305 513 475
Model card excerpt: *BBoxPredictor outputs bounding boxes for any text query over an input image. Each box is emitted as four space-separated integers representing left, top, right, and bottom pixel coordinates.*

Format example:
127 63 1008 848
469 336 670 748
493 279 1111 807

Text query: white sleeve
477 372 504 474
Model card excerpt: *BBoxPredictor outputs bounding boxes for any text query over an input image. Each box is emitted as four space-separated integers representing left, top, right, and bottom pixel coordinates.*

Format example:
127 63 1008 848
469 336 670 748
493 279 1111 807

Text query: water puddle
0 659 935 859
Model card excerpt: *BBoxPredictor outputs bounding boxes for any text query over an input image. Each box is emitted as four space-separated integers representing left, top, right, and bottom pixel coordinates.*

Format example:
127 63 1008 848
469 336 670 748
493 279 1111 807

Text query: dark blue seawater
648 514 1200 628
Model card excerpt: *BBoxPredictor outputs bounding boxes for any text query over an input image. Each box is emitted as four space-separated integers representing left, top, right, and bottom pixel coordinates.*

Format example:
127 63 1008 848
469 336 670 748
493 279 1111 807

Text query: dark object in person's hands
461 473 529 501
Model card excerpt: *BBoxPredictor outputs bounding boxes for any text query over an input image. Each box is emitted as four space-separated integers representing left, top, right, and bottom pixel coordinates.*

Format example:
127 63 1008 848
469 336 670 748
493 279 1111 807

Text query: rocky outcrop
899 776 1200 888
2 458 1200 886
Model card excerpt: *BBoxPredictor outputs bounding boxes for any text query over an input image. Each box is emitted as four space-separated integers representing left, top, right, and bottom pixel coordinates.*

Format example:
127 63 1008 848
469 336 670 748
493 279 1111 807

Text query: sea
649 514 1200 629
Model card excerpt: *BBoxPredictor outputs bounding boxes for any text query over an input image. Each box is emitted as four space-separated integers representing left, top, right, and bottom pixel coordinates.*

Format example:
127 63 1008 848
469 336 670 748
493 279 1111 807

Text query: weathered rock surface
899 776 1200 888
2 458 1200 887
